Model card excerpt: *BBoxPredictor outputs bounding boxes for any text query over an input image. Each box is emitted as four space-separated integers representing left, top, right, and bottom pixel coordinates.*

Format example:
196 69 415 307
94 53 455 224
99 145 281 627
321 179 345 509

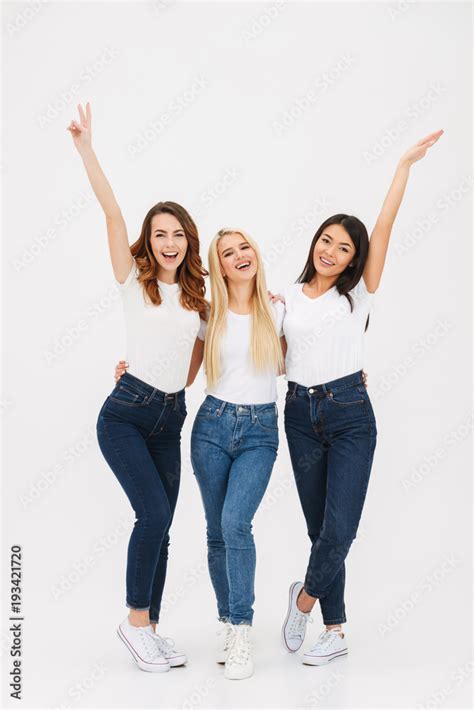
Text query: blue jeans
284 370 377 625
191 395 279 625
96 372 186 623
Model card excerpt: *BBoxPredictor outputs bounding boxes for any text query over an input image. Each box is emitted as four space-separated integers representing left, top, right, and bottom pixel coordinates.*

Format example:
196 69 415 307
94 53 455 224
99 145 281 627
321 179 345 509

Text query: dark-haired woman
280 131 443 665
68 103 208 673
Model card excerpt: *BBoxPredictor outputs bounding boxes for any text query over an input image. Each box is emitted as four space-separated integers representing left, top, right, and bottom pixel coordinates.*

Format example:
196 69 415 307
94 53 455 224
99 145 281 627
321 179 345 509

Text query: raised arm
67 102 133 283
363 129 444 293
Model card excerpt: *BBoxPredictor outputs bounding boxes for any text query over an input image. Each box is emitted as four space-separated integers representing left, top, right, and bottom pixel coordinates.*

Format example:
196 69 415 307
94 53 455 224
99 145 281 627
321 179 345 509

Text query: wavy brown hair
130 201 208 318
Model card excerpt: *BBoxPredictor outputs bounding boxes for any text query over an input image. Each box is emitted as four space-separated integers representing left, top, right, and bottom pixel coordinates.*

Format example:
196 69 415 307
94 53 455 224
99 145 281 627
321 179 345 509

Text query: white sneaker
216 621 235 664
224 624 254 680
282 581 313 652
117 619 170 673
153 633 188 667
302 628 348 666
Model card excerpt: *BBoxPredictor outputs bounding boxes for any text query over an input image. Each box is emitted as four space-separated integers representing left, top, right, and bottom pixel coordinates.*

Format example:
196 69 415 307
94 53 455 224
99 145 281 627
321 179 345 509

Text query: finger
71 120 87 133
78 104 86 124
86 101 92 125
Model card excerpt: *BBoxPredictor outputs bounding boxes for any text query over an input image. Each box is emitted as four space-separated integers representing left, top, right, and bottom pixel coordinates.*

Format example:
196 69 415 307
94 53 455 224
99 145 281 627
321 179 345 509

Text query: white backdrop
2 1 472 708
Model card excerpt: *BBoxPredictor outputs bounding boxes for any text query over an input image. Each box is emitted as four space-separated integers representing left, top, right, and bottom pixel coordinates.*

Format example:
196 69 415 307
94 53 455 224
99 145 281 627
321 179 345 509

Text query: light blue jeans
191 395 279 625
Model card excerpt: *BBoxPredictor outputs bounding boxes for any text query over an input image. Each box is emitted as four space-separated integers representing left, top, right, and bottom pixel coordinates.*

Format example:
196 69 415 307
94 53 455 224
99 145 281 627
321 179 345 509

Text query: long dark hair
130 201 208 319
298 213 369 312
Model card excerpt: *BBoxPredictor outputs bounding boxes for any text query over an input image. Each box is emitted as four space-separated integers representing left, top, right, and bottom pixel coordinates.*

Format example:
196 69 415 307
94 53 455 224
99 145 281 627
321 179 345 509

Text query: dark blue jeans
284 370 377 625
191 395 279 625
96 372 186 623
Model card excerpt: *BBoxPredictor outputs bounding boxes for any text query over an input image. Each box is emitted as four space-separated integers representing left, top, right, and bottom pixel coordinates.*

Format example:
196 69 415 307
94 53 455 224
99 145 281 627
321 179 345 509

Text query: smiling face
217 232 257 283
149 212 188 277
312 223 356 277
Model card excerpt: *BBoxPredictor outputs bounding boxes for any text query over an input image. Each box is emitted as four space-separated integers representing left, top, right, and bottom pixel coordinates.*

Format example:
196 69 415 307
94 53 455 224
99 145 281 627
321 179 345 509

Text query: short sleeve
271 300 285 337
116 258 138 290
351 278 375 305
197 318 208 341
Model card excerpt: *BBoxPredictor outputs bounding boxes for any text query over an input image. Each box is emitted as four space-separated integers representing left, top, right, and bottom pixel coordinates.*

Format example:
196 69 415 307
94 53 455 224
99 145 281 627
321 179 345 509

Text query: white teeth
320 257 334 266
236 262 250 269
163 252 178 257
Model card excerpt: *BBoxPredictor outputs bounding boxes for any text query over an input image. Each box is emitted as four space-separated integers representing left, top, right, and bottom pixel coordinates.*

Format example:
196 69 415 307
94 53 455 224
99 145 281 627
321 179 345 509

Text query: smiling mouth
235 261 251 271
320 256 335 267
162 252 179 261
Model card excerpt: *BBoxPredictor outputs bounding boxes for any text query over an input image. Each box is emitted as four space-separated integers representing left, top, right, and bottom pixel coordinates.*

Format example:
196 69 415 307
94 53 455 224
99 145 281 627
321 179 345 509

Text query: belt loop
274 402 278 415
217 400 226 417
174 392 178 410
292 381 297 396
251 405 256 423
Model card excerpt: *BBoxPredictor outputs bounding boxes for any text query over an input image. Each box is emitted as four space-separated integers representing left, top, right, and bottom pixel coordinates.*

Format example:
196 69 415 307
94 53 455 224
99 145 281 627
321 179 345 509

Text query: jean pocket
109 382 149 407
327 385 365 407
195 403 213 418
255 409 278 432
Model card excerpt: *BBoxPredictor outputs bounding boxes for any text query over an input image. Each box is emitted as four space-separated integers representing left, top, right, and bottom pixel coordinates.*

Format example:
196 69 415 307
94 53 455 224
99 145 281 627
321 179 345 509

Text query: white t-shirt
282 279 374 386
197 301 285 404
117 260 204 393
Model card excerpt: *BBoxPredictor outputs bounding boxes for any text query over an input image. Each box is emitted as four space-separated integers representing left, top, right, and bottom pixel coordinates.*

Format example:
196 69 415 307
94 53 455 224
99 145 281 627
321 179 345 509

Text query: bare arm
186 338 205 387
363 129 444 293
67 102 133 283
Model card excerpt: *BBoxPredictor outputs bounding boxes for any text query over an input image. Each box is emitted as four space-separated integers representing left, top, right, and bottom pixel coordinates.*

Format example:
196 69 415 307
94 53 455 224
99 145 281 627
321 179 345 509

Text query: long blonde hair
204 228 284 389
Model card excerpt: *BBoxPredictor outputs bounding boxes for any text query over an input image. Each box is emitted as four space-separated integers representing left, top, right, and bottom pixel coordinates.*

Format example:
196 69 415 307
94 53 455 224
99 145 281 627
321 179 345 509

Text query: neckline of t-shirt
299 283 337 302
228 308 251 317
157 279 180 293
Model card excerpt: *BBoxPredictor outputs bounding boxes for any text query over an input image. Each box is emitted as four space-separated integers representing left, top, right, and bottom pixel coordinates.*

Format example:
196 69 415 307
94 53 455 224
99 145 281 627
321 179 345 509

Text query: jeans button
308 388 314 394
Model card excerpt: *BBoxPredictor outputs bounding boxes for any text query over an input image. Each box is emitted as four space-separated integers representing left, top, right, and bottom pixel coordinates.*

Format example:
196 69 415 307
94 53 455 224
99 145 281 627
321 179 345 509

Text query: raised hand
400 129 444 166
67 102 92 154
114 360 129 383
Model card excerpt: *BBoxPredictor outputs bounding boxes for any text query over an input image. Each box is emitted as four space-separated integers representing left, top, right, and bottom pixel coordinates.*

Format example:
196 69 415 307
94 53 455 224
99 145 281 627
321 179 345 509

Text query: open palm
401 129 444 165
67 102 92 153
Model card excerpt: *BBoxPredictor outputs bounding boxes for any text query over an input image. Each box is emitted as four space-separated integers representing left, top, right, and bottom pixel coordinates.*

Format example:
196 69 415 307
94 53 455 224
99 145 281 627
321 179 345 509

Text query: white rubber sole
168 653 187 668
117 626 170 673
281 581 304 652
302 649 348 666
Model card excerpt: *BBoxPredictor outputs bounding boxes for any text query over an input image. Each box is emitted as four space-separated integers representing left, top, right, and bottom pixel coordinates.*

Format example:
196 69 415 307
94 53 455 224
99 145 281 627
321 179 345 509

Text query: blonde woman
190 229 284 680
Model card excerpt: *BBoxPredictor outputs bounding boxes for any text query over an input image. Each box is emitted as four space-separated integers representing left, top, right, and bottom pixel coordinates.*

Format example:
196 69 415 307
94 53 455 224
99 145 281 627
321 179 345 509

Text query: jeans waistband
287 370 364 397
119 371 185 404
204 394 277 416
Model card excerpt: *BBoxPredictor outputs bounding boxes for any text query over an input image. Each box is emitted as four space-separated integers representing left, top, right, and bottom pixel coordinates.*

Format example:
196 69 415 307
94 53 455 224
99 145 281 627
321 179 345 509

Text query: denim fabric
191 395 279 625
96 371 186 623
284 370 377 625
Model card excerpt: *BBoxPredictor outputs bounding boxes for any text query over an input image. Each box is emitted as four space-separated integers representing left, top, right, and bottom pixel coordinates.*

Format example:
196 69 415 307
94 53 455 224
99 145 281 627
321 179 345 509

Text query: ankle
296 589 314 614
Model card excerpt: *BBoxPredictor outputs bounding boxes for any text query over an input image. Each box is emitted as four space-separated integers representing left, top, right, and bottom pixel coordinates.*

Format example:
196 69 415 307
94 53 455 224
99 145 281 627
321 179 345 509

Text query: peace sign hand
67 102 92 154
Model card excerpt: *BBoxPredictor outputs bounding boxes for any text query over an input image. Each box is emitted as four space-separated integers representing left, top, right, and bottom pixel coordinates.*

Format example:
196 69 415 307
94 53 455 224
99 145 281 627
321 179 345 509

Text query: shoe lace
153 634 176 656
228 626 250 666
217 623 234 651
139 627 165 660
311 628 342 651
288 610 312 639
